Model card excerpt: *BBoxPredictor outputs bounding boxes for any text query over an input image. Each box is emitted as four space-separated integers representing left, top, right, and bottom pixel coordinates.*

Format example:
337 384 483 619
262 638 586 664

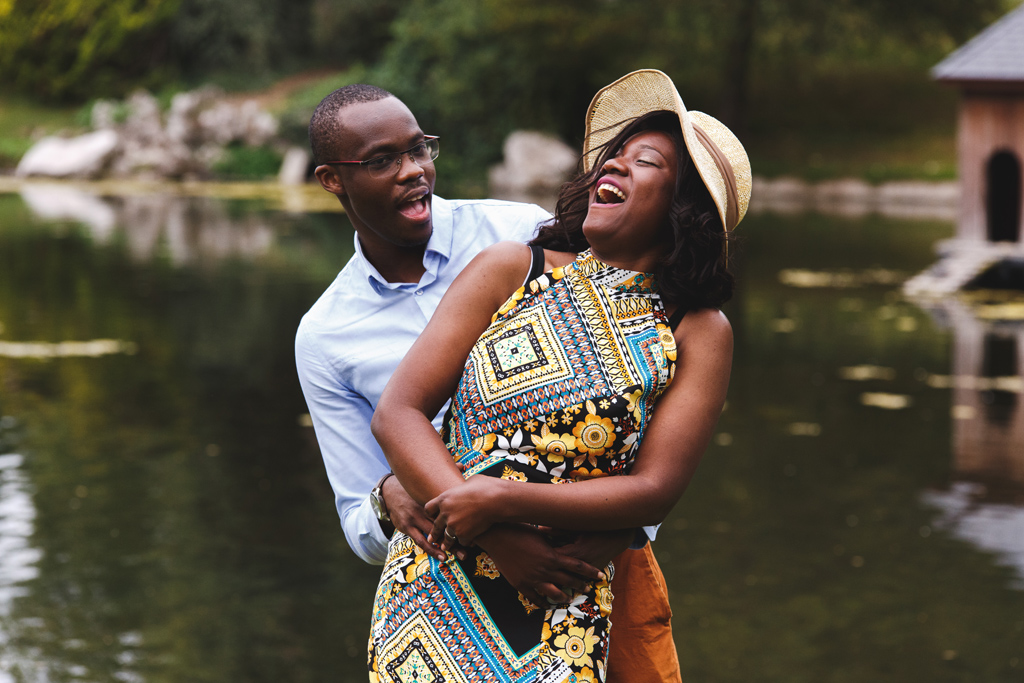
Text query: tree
0 0 178 101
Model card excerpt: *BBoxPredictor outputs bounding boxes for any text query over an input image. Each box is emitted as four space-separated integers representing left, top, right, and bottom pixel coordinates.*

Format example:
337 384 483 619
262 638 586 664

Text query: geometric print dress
368 249 678 683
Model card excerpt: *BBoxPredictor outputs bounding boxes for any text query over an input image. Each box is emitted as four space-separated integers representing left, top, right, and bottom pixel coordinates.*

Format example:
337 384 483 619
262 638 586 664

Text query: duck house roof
933 3 1024 84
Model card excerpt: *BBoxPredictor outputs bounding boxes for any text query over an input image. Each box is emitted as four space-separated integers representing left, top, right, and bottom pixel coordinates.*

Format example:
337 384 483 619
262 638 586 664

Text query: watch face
371 491 384 519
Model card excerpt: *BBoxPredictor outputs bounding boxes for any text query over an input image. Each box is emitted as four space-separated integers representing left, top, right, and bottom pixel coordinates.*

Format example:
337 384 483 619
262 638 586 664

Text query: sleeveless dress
369 249 678 683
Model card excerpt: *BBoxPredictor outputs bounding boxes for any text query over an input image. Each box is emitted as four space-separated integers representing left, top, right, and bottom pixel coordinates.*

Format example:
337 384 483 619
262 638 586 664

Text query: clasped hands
385 474 633 606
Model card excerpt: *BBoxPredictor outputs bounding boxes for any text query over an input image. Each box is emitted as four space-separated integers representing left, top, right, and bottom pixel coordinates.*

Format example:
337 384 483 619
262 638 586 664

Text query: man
295 84 681 682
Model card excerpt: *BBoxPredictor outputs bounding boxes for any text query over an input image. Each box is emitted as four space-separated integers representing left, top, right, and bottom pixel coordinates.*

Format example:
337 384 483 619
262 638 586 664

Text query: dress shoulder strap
667 306 687 330
524 244 546 286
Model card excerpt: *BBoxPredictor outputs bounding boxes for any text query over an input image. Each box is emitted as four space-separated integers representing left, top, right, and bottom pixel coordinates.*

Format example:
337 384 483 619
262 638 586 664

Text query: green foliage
367 0 666 194
167 0 315 80
0 0 178 101
361 0 1011 194
212 144 283 180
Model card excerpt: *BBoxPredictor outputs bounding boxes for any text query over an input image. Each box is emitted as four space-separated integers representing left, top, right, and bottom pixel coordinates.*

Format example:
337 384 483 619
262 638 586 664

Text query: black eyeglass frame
325 136 440 177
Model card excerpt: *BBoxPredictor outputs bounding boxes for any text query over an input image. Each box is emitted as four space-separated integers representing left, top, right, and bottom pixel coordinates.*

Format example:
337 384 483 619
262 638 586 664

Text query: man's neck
359 238 428 284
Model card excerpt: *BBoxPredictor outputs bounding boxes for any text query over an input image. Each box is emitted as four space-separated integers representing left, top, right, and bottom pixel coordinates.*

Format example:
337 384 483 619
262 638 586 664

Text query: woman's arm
427 307 733 546
370 240 532 507
372 242 607 599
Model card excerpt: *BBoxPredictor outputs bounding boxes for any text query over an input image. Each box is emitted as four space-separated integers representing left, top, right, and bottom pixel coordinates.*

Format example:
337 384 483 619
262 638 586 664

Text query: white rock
123 91 164 145
91 100 120 130
278 146 310 185
15 130 120 178
489 131 578 194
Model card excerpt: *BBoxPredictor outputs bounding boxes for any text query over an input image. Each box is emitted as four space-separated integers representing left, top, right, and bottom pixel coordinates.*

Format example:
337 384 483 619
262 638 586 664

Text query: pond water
0 184 1021 682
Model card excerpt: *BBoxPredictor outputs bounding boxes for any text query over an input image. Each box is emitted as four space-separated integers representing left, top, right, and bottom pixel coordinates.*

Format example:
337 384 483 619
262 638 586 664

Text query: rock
16 86 282 181
166 86 223 145
489 131 578 210
278 146 311 185
91 100 120 130
16 130 120 178
122 91 164 145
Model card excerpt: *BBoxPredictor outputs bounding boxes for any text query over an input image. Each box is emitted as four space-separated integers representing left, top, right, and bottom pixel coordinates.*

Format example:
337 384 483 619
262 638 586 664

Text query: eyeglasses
326 136 440 179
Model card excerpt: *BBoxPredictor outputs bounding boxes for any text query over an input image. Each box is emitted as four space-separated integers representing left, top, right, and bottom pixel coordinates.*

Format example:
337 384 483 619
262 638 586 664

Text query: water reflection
0 451 43 683
2 193 1023 681
922 483 1024 589
20 183 275 265
907 290 1024 590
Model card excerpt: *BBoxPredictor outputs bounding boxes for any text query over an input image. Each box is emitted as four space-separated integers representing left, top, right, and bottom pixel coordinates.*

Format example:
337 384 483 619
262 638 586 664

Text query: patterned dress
369 250 678 683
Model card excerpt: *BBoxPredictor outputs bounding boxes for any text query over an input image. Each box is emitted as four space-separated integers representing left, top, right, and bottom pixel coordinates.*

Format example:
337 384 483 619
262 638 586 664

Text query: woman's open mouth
596 182 626 204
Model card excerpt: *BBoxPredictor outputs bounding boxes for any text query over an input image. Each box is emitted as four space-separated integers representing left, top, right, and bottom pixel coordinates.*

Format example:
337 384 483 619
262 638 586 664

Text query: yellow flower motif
573 413 616 458
624 388 644 422
572 466 606 481
596 584 613 617
553 626 598 668
546 413 561 429
518 592 538 613
531 424 572 464
475 552 500 579
598 399 610 410
523 418 539 432
403 550 431 583
658 324 678 362
494 287 525 318
541 621 553 642
501 465 527 482
471 433 497 453
579 667 597 683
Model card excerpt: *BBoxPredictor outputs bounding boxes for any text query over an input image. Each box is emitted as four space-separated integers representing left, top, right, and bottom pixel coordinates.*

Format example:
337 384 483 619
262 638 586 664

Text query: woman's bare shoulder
674 308 733 348
544 249 577 271
458 240 533 287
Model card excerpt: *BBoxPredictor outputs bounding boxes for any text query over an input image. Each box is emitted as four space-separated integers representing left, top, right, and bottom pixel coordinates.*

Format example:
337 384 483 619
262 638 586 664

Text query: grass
742 65 960 183
0 97 82 169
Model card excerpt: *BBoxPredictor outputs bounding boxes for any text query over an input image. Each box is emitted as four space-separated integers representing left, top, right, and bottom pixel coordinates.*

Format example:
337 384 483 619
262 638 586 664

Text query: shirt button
415 290 424 296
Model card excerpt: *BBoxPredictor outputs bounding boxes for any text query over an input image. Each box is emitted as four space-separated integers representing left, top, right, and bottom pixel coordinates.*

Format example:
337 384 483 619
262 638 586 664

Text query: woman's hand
426 475 509 549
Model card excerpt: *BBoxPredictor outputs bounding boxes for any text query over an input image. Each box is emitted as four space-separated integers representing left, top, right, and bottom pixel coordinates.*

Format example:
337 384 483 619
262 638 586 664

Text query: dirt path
223 69 342 108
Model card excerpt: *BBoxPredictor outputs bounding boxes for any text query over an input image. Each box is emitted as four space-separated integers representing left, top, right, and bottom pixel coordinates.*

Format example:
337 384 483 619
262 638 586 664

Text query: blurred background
1 0 1023 681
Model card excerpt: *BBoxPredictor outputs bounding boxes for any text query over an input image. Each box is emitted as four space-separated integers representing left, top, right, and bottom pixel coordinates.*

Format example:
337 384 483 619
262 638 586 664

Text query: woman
368 69 751 683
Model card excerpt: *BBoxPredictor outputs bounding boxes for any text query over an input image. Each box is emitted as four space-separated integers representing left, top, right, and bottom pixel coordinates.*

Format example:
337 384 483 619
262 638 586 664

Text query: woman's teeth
597 183 626 204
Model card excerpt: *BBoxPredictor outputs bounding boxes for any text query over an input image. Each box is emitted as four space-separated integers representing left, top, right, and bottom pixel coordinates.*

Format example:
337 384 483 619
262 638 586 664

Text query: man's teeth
597 183 626 204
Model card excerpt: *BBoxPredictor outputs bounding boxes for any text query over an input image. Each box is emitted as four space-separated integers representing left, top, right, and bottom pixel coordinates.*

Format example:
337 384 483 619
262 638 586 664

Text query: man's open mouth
398 191 431 220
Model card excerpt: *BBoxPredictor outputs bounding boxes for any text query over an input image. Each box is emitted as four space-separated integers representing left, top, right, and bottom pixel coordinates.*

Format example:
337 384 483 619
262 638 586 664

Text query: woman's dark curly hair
530 111 735 310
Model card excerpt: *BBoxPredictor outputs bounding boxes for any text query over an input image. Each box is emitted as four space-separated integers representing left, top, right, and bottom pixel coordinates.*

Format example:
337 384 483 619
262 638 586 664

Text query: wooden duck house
934 3 1024 245
905 3 1024 298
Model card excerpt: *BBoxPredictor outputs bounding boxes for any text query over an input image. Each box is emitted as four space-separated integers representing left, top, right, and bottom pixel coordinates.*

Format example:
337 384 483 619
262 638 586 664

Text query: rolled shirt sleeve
295 325 391 564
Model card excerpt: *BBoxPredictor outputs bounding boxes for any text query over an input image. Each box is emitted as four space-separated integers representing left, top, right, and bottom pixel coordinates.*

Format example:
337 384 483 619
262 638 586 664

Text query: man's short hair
308 84 395 166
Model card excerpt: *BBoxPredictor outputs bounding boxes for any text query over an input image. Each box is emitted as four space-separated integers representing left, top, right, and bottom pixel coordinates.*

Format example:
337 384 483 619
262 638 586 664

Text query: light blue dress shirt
295 196 550 563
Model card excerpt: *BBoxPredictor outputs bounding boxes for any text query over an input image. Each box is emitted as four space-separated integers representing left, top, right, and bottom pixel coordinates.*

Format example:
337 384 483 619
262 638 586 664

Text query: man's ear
314 164 346 196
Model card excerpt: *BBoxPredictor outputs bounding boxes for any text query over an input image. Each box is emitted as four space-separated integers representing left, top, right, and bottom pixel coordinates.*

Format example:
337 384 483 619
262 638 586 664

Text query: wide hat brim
583 69 751 232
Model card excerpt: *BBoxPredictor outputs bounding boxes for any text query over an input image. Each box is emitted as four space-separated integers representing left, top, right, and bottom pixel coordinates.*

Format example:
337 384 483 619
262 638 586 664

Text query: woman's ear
314 164 346 197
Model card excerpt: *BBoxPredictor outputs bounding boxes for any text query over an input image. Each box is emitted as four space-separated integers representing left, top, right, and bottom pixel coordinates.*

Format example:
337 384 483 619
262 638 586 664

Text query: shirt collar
354 195 454 294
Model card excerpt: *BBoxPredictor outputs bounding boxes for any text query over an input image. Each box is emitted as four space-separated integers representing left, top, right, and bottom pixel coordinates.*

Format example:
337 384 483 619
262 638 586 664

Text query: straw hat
583 69 752 232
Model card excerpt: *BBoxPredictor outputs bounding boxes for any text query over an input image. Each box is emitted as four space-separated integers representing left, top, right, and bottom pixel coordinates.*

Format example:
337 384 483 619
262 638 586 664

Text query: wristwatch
370 472 394 523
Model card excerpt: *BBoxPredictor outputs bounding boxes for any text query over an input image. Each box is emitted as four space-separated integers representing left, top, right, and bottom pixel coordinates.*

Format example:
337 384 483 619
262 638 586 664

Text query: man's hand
475 524 606 608
426 475 506 548
553 528 636 571
382 475 448 559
